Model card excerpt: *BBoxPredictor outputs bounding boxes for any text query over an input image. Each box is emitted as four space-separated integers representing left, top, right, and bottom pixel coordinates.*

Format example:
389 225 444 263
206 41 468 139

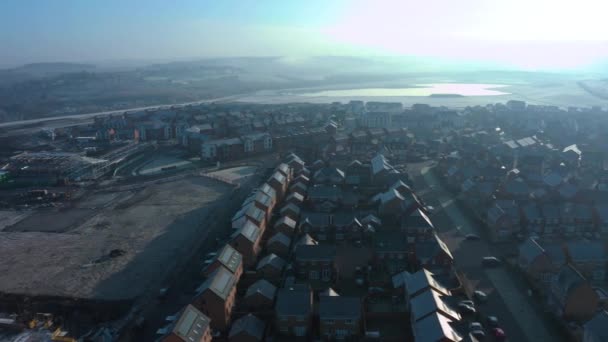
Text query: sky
1 0 607 70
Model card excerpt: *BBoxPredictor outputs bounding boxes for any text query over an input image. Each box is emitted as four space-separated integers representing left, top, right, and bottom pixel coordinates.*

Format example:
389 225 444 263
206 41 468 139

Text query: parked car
459 300 475 307
481 256 501 267
471 330 485 340
469 322 483 331
458 303 476 315
474 290 488 302
486 316 499 327
491 327 506 341
465 234 481 241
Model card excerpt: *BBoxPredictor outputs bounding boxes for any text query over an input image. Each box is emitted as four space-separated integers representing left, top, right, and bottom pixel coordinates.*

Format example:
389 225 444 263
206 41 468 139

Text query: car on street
474 290 488 302
469 322 483 331
486 315 499 327
491 327 506 341
459 300 475 307
481 256 501 267
465 233 481 241
458 303 476 315
471 330 486 340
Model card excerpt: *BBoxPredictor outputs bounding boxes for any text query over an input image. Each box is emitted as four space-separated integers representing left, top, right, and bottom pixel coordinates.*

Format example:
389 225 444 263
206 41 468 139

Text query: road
0 94 246 136
417 165 563 342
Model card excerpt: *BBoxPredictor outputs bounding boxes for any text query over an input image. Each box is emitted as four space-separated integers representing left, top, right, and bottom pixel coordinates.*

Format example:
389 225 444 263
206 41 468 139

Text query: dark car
465 234 481 241
486 315 499 327
474 290 488 302
481 256 501 267
458 303 477 315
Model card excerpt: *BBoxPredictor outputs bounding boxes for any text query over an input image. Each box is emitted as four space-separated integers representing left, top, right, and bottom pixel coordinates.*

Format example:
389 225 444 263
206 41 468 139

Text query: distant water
300 83 510 97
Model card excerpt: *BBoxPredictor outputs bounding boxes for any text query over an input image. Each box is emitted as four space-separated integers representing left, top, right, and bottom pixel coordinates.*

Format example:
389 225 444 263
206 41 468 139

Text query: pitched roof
519 237 546 264
169 305 211 342
276 284 312 317
215 244 243 274
275 215 297 230
281 203 301 216
229 314 265 340
297 233 318 246
232 202 265 224
320 288 339 297
414 312 462 342
371 154 396 175
410 288 460 322
243 190 272 209
392 269 450 297
415 233 454 262
286 192 305 204
245 279 277 300
268 232 291 247
256 253 286 271
234 220 262 243
197 266 237 300
554 264 587 298
259 183 277 200
319 296 362 320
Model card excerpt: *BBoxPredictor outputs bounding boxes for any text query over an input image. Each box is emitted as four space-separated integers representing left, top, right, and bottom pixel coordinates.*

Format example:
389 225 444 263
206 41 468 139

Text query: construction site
0 173 238 339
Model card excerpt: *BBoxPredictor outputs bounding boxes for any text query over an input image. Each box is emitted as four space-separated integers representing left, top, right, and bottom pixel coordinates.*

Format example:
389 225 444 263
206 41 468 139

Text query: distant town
0 99 607 342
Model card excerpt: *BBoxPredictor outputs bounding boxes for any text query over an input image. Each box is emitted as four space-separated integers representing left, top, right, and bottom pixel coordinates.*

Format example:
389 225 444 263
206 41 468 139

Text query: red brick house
275 284 313 337
193 266 238 331
230 220 263 267
413 233 454 274
244 279 277 311
295 244 337 282
518 238 555 285
228 314 266 342
203 244 243 280
268 171 288 200
266 232 291 257
280 203 301 222
160 304 212 342
256 253 286 284
285 192 305 207
319 295 363 340
242 190 273 222
274 216 297 236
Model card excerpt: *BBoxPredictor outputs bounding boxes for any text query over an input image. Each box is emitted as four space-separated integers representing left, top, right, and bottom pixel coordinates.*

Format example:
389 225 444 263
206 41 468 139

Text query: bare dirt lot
0 176 231 301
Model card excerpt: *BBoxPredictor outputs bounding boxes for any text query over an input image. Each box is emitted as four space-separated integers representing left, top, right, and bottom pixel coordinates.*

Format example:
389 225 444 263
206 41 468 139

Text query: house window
326 320 335 325
345 320 354 325
322 268 331 281
310 271 319 279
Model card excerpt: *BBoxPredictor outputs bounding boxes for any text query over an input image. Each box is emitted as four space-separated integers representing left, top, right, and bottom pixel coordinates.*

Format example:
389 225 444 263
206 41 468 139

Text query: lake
300 83 510 97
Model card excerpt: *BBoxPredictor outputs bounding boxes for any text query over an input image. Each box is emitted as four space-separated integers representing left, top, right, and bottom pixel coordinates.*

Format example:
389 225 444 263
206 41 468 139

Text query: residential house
285 192 305 207
230 220 263 267
333 212 363 241
201 137 244 161
295 244 337 282
542 204 561 235
280 203 301 222
401 209 435 243
232 203 266 232
521 202 544 234
258 183 277 211
160 305 212 342
275 163 293 183
275 284 313 337
256 253 286 283
242 191 273 222
561 203 594 234
266 232 291 257
193 266 238 330
392 268 451 302
289 182 308 197
242 132 273 156
244 279 277 311
414 233 454 274
319 296 363 340
297 234 318 246
274 216 297 236
268 171 288 200
410 288 461 322
229 314 265 342
307 185 342 212
374 232 410 274
203 244 243 280
518 238 555 284
299 213 332 241
486 203 516 241
314 167 346 185
549 264 599 322
413 311 462 342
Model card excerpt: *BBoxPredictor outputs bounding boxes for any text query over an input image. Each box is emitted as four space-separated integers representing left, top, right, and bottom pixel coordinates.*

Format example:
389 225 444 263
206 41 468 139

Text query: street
416 165 564 342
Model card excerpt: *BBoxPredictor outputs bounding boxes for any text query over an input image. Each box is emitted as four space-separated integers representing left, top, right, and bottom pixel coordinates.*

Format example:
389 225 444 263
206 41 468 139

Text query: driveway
417 165 563 342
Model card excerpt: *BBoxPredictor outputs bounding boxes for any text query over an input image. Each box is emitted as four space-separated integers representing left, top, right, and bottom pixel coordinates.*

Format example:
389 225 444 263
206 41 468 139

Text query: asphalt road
417 165 564 342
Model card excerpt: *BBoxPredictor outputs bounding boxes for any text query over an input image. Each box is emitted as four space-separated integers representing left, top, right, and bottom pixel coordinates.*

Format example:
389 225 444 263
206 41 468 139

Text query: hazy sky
1 0 607 70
